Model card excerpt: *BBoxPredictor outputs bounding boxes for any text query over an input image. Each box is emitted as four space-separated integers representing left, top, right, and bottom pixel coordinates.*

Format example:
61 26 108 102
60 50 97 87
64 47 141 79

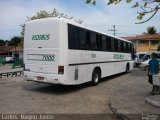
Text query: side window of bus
111 38 115 51
107 37 111 51
129 43 132 53
131 44 135 59
126 42 131 53
86 31 90 49
97 34 102 50
68 24 132 53
68 24 74 49
117 40 121 52
79 28 87 49
102 36 107 51
121 41 124 52
123 42 126 52
126 42 128 52
73 27 79 49
90 32 97 50
114 39 118 51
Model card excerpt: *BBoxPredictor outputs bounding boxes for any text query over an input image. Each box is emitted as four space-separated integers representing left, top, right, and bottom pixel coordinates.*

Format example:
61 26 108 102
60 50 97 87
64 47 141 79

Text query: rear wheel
90 69 101 86
125 64 129 73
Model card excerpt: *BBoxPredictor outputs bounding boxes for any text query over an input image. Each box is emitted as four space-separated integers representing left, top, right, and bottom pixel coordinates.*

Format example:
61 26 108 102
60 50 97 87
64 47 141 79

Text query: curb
108 98 132 120
145 97 160 108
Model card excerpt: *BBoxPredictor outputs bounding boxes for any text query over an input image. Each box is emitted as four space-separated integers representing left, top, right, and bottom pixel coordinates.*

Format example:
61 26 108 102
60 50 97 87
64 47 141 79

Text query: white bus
24 18 134 85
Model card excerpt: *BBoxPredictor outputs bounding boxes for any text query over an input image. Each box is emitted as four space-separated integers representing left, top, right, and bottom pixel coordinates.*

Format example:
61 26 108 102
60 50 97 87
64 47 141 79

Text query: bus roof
26 17 132 43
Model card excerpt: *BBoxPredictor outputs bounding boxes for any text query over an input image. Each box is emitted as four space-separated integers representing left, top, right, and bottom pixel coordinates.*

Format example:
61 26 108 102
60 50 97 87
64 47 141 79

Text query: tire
90 69 101 86
125 64 129 73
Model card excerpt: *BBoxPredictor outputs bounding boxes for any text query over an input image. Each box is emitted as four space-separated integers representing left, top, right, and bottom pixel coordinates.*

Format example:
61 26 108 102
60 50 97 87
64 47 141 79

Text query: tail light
58 66 64 74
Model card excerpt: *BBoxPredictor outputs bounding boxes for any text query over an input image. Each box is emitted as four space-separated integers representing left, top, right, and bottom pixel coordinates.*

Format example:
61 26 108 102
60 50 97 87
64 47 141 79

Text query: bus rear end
24 18 65 84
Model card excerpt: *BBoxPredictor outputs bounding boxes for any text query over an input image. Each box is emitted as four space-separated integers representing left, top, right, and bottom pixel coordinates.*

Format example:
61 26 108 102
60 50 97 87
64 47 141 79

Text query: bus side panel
65 50 133 85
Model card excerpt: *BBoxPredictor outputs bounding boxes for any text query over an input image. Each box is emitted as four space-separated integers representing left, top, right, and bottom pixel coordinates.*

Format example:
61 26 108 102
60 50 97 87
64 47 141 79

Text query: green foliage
143 26 157 35
132 2 139 8
28 9 73 21
108 0 121 5
92 0 96 5
146 26 157 35
8 36 22 46
0 38 23 47
86 0 96 5
126 0 132 3
137 13 145 20
86 0 160 24
0 39 5 46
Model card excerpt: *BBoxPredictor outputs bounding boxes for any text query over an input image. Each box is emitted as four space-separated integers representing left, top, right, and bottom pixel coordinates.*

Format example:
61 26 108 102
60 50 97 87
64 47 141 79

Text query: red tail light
58 66 64 74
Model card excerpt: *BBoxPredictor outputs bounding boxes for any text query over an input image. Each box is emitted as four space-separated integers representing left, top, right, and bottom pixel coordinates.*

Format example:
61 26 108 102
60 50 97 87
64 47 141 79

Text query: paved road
0 68 159 118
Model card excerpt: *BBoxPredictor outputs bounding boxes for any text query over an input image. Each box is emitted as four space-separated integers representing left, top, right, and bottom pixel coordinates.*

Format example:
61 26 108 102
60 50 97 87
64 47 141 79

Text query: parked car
139 59 150 70
141 52 160 61
136 52 147 60
139 59 160 71
134 52 147 67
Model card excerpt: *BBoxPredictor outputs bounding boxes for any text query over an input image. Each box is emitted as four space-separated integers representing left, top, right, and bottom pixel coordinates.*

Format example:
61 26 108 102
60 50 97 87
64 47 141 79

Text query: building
123 34 160 52
0 46 23 58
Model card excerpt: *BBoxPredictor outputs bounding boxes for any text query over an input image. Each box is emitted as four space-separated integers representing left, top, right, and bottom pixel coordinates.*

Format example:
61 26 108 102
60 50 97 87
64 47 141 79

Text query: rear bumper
24 71 66 85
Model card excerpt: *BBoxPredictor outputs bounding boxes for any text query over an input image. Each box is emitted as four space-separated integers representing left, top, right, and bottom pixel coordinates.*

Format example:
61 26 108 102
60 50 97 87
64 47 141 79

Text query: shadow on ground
22 72 127 95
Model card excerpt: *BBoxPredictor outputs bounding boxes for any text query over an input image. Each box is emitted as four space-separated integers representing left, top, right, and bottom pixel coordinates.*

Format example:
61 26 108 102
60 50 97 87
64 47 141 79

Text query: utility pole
108 25 117 36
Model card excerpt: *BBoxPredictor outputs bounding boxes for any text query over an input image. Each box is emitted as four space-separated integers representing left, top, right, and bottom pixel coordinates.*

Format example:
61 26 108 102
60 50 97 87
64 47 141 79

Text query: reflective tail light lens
58 66 64 74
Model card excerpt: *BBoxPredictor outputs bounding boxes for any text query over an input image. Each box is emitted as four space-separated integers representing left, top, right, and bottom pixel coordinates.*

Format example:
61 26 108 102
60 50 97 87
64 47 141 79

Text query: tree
86 0 160 24
143 26 157 34
146 26 157 34
8 36 22 46
0 39 5 46
20 9 83 47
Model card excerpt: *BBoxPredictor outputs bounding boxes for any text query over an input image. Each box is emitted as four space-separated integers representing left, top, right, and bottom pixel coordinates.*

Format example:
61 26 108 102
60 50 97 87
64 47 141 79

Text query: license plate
37 76 44 80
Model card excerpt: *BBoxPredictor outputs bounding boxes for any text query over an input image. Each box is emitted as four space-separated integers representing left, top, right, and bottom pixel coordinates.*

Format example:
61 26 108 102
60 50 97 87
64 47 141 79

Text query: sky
0 0 160 40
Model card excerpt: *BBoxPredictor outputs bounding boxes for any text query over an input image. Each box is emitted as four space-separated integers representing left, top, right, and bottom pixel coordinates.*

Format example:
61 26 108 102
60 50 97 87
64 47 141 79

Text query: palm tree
146 26 157 35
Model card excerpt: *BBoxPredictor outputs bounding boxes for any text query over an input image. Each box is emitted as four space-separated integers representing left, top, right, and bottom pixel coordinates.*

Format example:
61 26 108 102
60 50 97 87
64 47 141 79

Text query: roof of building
0 46 23 54
122 34 160 41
